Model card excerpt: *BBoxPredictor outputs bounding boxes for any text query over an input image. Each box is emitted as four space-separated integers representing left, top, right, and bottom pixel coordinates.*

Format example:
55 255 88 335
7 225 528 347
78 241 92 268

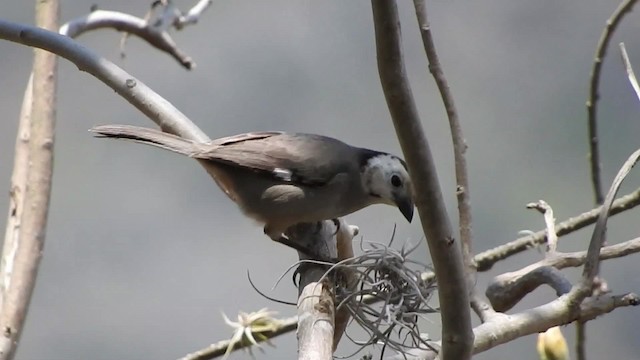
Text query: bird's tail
90 124 197 156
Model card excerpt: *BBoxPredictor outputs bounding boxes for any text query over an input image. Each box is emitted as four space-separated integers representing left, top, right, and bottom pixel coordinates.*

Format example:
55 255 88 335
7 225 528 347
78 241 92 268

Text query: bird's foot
264 225 337 263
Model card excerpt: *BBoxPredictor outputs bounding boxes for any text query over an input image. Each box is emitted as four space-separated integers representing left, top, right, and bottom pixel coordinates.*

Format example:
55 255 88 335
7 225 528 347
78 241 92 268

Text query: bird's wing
193 133 356 186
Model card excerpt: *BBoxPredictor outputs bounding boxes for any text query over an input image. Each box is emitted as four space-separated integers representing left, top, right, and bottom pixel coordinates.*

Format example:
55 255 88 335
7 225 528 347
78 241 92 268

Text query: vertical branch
412 0 473 267
581 0 638 356
291 222 337 360
586 0 638 204
371 1 473 359
579 150 640 292
0 1 59 359
0 76 33 312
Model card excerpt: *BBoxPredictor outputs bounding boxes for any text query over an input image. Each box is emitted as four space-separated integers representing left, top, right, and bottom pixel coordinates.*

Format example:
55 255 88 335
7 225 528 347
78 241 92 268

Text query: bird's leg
264 225 316 257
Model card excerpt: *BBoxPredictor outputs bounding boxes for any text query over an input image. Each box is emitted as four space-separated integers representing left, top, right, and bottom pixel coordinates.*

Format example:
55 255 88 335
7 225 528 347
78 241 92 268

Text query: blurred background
1 1 639 359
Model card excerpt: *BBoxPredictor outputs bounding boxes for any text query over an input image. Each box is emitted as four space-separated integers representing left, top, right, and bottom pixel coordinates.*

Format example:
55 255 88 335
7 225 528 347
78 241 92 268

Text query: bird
90 125 414 249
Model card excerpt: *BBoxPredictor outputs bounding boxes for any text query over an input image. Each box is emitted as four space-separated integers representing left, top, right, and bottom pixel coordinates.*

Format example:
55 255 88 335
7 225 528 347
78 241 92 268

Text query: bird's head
361 151 414 222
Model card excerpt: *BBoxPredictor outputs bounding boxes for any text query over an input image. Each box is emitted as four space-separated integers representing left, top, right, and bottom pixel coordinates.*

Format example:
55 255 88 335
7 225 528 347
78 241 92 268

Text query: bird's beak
394 195 414 222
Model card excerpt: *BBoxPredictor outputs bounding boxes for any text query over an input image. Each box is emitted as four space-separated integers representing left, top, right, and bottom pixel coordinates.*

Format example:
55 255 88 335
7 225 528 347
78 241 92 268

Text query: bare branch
412 0 474 272
176 0 215 29
582 2 639 352
334 219 359 349
177 317 297 360
526 200 559 255
475 293 639 354
586 0 639 204
475 186 640 272
0 2 59 359
395 292 639 359
60 9 195 69
486 236 640 311
180 233 640 360
487 266 572 312
572 149 640 302
619 42 640 102
0 19 207 141
297 279 334 360
0 76 33 310
470 294 498 323
370 1 473 359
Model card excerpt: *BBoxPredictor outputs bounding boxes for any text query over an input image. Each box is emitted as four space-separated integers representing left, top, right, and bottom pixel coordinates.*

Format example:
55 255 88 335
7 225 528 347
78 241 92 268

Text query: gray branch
370 1 473 359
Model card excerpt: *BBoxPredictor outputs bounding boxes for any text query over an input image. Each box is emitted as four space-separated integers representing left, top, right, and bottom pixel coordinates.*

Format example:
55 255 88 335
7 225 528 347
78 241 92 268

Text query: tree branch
586 0 638 204
60 9 195 69
0 17 339 360
370 1 473 359
487 266 573 312
526 200 559 255
178 318 297 360
475 186 640 271
486 235 640 312
395 292 639 359
412 0 474 272
0 2 59 359
571 149 640 304
1 20 206 139
619 42 640 101
0 76 33 312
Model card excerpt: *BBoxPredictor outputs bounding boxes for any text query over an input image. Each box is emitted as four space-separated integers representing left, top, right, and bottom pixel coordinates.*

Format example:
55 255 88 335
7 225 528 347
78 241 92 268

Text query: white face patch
362 154 410 204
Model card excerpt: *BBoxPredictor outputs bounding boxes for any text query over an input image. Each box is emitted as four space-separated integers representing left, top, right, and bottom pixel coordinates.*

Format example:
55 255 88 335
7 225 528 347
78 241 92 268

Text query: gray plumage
90 125 414 241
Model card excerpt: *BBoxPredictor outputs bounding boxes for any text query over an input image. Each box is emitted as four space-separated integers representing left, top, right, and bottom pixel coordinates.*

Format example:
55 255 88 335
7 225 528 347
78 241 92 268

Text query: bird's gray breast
208 161 368 225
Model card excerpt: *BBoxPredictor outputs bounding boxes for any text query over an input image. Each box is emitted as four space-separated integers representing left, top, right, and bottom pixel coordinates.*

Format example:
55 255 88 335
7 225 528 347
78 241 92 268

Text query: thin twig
581 1 638 352
60 9 195 69
371 1 473 359
586 0 638 204
412 0 474 272
573 149 640 301
475 186 640 271
526 200 558 255
619 42 640 102
0 19 207 141
177 317 298 360
0 2 59 359
176 0 214 28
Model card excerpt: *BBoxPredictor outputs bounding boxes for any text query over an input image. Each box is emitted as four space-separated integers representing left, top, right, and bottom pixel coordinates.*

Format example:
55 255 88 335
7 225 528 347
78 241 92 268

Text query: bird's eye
391 174 402 187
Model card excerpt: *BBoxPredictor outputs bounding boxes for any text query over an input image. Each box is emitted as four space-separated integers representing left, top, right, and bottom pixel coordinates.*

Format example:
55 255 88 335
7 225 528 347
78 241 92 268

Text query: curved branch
60 10 195 69
572 149 640 302
586 0 639 204
475 186 640 272
394 292 639 360
0 19 206 141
